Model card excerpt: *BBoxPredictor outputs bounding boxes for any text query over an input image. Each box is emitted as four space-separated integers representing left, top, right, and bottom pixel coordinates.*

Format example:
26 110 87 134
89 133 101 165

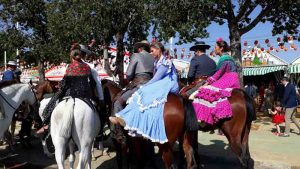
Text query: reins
0 92 17 110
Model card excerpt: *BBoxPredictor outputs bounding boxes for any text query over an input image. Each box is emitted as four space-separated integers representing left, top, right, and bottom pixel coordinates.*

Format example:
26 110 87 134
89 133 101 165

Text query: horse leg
68 141 76 169
130 138 146 168
4 131 13 152
222 126 245 168
159 144 174 169
241 123 253 169
178 136 185 168
182 131 198 169
52 136 68 169
98 140 104 156
77 143 92 169
41 138 53 157
10 119 16 145
113 137 129 169
91 140 97 161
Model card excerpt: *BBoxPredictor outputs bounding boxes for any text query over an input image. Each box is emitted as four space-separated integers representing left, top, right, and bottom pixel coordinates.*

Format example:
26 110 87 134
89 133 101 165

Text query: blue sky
156 3 300 64
160 22 300 64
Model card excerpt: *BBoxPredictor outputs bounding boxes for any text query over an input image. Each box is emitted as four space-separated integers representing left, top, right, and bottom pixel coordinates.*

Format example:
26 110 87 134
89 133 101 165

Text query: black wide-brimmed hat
134 40 150 51
190 41 210 51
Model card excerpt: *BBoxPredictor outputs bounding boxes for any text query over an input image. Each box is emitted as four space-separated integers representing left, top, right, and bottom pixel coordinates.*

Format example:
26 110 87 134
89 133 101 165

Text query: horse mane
0 83 29 95
102 79 122 89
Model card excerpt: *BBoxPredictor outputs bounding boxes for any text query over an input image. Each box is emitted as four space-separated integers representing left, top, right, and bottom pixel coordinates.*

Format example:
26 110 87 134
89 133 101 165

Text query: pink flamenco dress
192 54 240 124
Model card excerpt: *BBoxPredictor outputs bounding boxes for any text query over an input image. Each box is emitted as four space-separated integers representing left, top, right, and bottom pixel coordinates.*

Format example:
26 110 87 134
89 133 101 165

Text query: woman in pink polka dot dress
193 38 240 125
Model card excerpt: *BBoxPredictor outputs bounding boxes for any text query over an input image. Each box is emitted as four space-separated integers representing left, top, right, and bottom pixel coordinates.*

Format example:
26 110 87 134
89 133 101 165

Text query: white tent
289 56 300 74
242 51 288 82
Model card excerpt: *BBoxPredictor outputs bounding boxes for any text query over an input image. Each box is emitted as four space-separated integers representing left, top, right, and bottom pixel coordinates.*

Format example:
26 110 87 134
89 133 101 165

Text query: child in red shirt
268 101 285 136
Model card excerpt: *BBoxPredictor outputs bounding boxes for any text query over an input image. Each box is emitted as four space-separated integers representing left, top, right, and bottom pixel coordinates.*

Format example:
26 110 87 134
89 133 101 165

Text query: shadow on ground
1 134 255 169
0 138 56 169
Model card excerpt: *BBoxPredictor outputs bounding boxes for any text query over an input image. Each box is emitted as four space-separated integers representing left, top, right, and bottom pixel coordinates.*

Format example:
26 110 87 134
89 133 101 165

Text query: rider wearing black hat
180 41 216 98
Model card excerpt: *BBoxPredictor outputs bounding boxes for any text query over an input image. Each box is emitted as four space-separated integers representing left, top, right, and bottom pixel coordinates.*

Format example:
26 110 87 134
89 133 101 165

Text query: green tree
0 0 52 81
45 1 112 57
152 0 300 83
0 30 27 65
104 0 151 86
153 0 300 60
150 0 212 43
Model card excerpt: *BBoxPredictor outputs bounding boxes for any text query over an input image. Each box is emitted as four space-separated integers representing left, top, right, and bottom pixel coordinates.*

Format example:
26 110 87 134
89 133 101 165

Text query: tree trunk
115 32 125 87
229 26 244 87
38 60 45 82
103 48 113 76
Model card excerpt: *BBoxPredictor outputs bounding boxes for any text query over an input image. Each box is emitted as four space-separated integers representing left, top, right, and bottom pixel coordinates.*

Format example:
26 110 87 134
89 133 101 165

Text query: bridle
29 83 40 110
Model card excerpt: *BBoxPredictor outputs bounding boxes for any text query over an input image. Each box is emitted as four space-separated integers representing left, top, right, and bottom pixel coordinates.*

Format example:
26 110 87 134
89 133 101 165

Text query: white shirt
84 61 104 100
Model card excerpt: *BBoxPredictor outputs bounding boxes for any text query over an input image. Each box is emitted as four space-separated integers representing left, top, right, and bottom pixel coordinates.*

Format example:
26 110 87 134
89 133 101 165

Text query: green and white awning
243 65 287 76
289 64 300 74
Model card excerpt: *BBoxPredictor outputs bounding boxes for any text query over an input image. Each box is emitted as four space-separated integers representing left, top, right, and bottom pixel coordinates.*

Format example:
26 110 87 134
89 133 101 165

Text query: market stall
288 57 300 85
242 50 288 84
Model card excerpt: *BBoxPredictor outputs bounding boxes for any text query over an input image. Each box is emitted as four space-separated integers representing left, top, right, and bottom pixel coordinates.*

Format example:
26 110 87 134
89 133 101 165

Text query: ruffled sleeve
161 58 172 74
207 60 236 84
145 57 172 86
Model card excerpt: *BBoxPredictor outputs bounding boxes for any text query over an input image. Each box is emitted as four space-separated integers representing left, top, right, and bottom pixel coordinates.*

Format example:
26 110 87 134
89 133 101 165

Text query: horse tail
243 90 256 123
59 98 75 138
183 98 198 131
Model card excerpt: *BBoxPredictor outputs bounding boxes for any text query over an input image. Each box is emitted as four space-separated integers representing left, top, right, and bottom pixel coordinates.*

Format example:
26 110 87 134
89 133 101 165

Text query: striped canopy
243 65 287 76
289 64 300 74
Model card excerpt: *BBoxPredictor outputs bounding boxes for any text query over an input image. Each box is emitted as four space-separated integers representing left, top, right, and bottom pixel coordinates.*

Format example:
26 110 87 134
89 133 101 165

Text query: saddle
124 74 152 91
179 76 207 98
114 75 152 103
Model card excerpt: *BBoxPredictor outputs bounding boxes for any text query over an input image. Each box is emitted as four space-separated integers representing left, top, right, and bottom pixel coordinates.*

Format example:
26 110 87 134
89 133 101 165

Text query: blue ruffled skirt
116 76 178 143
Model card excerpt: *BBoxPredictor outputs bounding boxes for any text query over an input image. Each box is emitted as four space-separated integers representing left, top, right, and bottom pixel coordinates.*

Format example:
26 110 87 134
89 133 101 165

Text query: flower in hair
216 37 223 42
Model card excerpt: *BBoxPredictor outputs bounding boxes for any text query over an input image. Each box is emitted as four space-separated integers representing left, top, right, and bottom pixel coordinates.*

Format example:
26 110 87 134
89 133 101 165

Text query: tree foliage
152 0 300 61
150 0 213 44
2 0 299 85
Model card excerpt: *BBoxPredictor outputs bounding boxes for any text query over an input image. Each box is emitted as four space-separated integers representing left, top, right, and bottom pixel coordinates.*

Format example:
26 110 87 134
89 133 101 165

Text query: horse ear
29 80 33 86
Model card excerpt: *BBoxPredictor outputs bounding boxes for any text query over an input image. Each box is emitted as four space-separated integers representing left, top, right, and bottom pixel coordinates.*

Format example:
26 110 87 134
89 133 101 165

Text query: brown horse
102 79 198 169
185 88 256 169
34 80 55 101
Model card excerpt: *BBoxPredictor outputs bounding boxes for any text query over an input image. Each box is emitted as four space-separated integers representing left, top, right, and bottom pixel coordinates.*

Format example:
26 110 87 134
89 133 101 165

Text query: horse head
35 80 54 101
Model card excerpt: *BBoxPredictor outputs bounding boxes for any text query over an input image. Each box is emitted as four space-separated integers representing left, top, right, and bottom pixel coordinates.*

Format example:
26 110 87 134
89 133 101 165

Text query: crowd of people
245 78 300 137
0 38 300 168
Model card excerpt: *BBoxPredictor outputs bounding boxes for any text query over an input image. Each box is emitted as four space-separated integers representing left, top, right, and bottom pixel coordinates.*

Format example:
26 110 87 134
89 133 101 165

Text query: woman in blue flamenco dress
110 42 179 143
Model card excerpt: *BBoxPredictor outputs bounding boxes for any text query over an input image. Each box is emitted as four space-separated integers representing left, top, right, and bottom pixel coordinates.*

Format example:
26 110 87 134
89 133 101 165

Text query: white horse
0 83 37 140
38 98 54 157
38 98 102 159
49 97 100 169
